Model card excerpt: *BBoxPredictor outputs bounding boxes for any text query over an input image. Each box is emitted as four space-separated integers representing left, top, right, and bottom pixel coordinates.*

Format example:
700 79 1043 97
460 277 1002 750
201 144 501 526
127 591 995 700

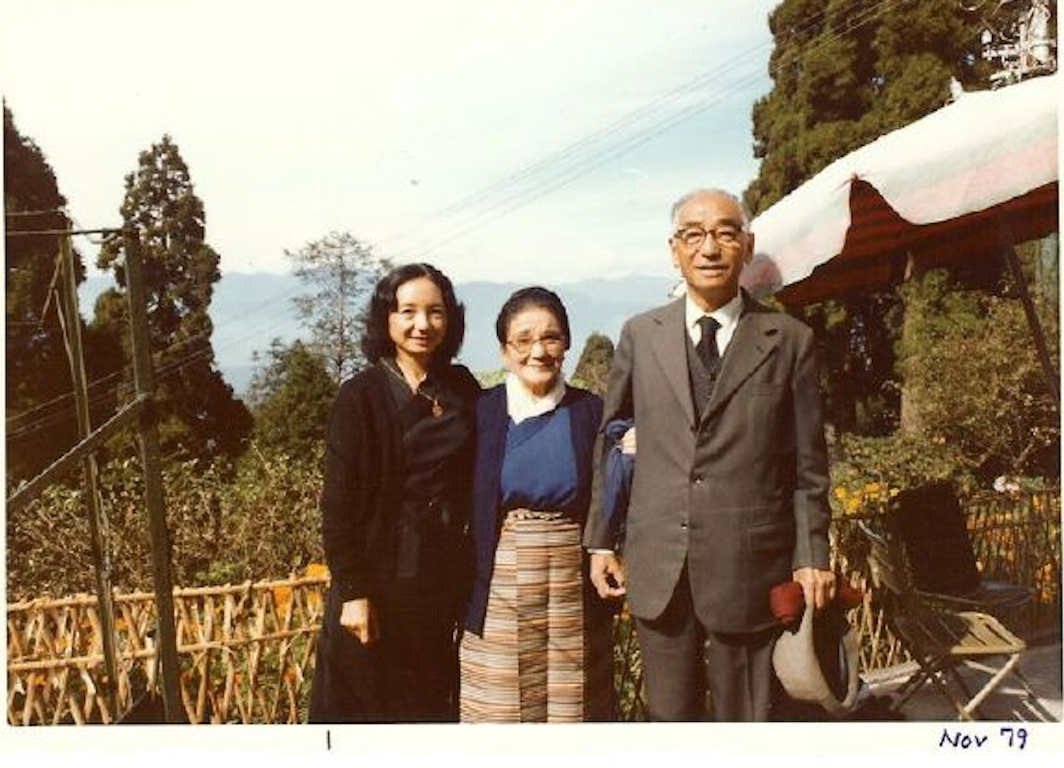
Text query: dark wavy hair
361 263 465 366
494 286 571 349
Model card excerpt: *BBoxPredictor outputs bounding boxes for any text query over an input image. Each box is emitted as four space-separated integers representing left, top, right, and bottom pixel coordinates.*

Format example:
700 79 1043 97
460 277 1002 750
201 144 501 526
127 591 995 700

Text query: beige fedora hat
772 602 860 716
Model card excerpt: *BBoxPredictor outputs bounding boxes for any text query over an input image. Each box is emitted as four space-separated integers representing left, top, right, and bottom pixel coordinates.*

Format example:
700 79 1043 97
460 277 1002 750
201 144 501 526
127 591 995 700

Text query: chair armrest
912 588 986 611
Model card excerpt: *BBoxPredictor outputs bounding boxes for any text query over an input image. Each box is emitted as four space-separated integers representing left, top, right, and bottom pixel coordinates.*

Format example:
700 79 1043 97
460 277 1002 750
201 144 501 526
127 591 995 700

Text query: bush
6 442 325 601
828 432 974 517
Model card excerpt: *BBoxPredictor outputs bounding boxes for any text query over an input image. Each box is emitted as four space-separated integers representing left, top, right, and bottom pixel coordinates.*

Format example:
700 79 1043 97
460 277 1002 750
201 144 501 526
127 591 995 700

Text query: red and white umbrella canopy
743 73 1059 306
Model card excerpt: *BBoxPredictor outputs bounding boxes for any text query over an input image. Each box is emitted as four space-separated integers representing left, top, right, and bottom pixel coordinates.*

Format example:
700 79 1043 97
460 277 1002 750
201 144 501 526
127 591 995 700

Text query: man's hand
620 427 636 455
339 597 379 644
792 567 836 612
590 552 627 599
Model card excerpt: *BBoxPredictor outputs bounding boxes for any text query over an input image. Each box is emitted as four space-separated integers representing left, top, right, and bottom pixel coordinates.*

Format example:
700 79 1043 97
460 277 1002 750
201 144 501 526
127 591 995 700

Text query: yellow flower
834 487 848 500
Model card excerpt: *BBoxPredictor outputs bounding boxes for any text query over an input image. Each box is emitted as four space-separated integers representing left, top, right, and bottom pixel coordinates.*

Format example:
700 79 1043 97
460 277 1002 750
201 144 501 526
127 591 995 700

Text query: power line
4 208 66 218
386 0 908 263
6 282 309 439
5 227 122 237
5 339 219 442
379 0 909 262
90 0 892 355
7 0 909 441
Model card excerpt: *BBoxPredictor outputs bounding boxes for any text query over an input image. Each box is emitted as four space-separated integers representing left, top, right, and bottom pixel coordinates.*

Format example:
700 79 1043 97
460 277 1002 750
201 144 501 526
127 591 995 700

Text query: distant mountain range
79 272 678 395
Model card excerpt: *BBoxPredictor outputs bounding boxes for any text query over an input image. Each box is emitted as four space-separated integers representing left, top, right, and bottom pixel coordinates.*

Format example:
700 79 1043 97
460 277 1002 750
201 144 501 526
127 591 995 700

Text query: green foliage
746 0 985 215
4 104 86 482
247 339 338 457
570 332 615 396
6 445 325 600
95 135 251 461
829 432 973 517
745 0 1027 476
286 231 390 385
896 267 1059 481
802 293 904 437
474 368 507 389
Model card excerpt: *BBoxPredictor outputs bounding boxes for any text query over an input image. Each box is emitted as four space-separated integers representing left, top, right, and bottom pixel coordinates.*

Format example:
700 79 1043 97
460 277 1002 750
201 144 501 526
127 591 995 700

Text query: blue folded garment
603 418 634 548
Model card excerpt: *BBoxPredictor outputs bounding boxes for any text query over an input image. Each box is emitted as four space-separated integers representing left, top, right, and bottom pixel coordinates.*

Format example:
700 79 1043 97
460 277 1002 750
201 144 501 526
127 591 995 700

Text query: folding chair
890 482 1033 620
858 522 1045 721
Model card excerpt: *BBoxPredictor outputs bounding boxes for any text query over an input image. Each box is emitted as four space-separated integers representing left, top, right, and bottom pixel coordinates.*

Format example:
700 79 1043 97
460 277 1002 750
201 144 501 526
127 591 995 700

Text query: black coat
310 361 481 722
319 362 480 602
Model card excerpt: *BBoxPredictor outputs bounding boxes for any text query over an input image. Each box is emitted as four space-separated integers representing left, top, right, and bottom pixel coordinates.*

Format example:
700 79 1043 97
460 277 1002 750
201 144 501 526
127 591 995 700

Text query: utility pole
973 0 1057 87
123 229 183 723
56 221 120 720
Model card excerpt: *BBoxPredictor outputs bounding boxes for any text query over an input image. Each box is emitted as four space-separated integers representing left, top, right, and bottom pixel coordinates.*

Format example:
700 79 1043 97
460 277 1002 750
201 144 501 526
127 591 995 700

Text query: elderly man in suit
584 188 836 722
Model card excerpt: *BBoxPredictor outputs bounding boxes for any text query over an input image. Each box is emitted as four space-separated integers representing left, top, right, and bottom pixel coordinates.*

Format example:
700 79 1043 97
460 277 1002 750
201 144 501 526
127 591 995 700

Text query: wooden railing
7 490 1059 724
7 575 327 725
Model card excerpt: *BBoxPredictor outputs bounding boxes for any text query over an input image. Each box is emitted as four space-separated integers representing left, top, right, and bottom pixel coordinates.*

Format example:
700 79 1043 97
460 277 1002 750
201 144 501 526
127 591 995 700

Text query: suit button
680 521 688 530
691 474 703 484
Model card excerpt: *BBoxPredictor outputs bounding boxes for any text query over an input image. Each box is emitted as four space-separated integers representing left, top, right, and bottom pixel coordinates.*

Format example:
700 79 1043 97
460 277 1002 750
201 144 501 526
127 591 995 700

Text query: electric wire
6 0 911 442
385 0 909 262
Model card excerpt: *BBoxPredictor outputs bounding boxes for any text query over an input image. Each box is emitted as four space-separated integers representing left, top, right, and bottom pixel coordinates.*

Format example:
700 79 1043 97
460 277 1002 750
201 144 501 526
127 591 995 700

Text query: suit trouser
634 567 778 722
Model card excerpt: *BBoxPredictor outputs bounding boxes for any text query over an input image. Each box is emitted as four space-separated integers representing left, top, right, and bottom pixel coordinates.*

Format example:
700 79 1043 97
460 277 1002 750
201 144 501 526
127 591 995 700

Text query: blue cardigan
464 383 603 635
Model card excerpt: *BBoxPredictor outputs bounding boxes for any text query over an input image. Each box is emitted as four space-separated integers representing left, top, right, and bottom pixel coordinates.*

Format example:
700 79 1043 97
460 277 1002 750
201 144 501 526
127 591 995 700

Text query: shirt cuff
587 548 616 555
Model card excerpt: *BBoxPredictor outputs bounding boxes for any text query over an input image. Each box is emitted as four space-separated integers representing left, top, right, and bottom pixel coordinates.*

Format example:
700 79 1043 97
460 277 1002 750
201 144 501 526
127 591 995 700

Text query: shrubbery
6 443 324 601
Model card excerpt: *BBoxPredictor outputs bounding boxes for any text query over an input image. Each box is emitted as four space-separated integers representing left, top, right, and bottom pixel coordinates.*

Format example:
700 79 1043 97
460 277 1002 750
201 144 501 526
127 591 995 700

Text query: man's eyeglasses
673 225 744 249
506 334 566 355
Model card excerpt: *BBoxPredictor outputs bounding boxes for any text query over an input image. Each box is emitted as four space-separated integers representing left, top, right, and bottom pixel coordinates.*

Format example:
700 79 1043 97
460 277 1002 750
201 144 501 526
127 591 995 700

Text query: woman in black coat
309 263 480 723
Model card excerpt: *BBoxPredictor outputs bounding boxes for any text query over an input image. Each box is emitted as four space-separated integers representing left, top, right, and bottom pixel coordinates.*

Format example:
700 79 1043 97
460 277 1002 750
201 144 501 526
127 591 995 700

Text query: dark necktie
696 315 721 372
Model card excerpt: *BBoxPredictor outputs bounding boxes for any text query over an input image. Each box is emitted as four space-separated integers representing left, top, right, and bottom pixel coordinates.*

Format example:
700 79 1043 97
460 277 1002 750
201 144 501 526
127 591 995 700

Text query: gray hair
669 188 751 230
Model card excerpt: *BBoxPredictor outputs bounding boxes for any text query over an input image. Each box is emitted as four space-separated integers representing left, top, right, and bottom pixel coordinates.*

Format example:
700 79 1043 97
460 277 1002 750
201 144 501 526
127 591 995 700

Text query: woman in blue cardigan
460 286 614 722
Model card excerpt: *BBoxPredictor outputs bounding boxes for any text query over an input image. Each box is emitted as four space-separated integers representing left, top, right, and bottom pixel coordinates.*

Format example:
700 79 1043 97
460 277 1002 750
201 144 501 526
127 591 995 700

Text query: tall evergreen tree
286 231 390 385
744 0 995 438
4 105 84 482
246 339 337 458
571 332 615 397
95 135 251 459
746 0 987 215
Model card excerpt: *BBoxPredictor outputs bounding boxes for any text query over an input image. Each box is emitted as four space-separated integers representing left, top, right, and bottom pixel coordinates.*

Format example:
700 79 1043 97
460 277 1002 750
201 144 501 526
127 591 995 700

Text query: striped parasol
742 72 1058 307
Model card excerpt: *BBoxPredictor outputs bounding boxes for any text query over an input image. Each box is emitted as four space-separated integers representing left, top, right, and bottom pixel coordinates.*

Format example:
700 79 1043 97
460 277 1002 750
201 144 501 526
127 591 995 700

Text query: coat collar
701 293 781 425
648 298 696 426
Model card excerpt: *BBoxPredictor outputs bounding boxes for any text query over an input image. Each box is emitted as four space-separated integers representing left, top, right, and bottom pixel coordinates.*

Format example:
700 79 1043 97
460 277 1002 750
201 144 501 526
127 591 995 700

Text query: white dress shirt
684 290 743 355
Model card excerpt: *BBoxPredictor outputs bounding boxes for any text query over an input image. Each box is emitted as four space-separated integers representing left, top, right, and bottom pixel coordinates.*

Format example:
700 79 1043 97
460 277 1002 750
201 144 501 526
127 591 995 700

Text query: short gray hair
669 188 751 230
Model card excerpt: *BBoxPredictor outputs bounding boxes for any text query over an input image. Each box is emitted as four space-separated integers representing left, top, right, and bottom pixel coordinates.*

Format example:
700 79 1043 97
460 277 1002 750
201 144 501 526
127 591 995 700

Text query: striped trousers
459 512 614 722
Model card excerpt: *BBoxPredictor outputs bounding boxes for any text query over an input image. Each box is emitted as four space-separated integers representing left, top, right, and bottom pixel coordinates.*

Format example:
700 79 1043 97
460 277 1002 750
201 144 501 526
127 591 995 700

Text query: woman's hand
339 598 380 644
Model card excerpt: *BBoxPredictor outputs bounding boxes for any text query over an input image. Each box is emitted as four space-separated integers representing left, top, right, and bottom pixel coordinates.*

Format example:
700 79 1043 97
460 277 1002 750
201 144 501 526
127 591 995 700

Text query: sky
1 0 781 285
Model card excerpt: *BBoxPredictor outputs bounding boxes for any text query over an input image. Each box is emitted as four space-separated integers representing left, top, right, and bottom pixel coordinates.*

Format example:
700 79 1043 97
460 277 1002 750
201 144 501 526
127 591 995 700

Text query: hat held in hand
770 581 862 716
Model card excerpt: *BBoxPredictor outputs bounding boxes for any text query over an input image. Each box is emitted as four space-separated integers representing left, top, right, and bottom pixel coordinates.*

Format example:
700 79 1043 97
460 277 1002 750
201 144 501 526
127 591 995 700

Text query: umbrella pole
1001 242 1060 403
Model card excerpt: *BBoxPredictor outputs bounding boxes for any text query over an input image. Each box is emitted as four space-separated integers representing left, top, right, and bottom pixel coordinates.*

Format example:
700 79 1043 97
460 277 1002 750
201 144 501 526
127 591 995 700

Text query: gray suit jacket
584 293 831 633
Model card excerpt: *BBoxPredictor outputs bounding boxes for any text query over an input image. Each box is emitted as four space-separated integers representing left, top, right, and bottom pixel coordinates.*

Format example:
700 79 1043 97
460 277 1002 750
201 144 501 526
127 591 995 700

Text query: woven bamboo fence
7 574 328 725
7 490 1059 724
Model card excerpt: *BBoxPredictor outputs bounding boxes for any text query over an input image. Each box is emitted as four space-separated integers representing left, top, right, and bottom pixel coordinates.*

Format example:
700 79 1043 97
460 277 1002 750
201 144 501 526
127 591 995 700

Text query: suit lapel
701 300 781 425
648 299 696 427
